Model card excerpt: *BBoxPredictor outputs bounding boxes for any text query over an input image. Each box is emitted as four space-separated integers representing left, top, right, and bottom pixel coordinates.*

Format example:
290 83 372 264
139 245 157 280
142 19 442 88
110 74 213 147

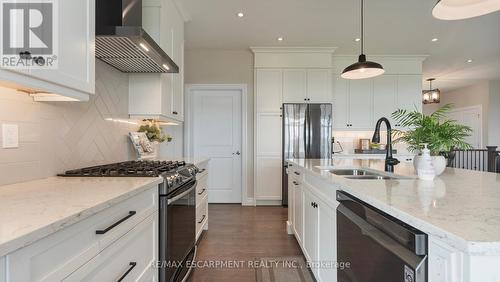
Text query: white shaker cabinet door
397 75 422 113
303 187 319 266
256 69 283 113
316 199 338 282
29 0 95 95
293 180 304 245
307 69 332 103
373 75 397 124
283 69 307 103
332 75 349 129
348 79 373 129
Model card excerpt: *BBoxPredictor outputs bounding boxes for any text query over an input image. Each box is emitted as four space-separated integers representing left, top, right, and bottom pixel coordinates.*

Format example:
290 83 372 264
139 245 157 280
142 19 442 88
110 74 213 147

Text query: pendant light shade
341 54 385 79
422 78 441 104
342 0 384 80
432 0 500 20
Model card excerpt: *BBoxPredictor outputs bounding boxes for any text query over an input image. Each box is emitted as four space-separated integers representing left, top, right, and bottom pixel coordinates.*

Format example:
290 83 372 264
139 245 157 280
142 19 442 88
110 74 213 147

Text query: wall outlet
2 124 19 148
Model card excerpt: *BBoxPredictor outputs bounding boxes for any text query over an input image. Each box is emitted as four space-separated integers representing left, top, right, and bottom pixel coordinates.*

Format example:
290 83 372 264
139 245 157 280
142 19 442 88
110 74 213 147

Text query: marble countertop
177 157 210 166
288 158 500 255
0 176 163 257
332 153 414 159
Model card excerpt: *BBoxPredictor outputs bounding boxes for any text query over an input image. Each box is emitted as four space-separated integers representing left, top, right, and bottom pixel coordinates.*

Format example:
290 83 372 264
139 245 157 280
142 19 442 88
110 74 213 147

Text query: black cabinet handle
292 181 299 185
294 171 300 175
96 211 136 235
117 262 137 282
198 215 206 224
198 188 206 195
172 111 178 115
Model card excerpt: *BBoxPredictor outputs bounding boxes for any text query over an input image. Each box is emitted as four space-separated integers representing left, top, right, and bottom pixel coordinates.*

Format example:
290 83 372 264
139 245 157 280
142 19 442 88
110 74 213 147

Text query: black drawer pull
96 211 136 235
294 171 300 175
198 215 206 224
198 188 206 195
117 262 137 282
292 181 299 186
172 111 178 115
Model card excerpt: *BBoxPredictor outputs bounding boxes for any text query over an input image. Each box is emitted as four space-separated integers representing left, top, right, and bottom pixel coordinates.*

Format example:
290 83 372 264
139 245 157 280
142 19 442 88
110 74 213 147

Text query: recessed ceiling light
354 38 361 42
467 59 473 63
277 37 284 41
431 38 439 42
237 12 244 18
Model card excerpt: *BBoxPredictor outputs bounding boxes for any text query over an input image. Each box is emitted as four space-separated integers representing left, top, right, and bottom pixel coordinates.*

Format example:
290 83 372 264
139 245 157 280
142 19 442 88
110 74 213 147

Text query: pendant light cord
361 0 364 54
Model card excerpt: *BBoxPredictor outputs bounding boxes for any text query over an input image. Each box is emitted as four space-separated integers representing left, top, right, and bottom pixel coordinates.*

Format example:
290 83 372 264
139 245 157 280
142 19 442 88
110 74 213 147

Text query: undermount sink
329 168 411 180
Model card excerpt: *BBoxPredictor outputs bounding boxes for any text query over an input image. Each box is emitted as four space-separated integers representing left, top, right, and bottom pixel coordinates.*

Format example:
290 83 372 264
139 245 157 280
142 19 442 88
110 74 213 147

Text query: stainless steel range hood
95 0 179 73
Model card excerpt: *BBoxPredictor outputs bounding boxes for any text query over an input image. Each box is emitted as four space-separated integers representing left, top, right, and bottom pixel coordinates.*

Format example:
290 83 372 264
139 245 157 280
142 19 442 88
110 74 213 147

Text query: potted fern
391 104 472 175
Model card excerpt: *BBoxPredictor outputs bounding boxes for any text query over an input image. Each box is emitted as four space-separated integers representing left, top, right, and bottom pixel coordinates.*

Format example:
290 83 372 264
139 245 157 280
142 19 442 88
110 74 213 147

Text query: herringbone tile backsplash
0 61 138 185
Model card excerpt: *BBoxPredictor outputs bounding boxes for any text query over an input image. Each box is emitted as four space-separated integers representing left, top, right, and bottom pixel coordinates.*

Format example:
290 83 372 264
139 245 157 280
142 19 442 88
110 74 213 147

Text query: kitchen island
287 158 500 282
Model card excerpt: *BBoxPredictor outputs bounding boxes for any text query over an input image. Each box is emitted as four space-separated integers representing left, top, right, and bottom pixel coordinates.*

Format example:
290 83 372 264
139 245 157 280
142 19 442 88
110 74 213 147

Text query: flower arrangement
138 120 172 143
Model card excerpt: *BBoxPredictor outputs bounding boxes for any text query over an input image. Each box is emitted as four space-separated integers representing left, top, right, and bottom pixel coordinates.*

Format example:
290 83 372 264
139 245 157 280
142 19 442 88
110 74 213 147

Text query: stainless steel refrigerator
282 103 332 206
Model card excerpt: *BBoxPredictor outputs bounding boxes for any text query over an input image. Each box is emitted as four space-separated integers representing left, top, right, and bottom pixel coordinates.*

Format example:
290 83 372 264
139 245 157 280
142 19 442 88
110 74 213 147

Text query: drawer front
196 195 208 240
7 186 158 282
196 174 208 205
64 213 158 281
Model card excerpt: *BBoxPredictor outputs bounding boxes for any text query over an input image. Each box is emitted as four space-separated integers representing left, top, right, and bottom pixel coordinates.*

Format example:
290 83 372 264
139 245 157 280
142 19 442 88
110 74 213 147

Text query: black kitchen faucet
372 117 400 172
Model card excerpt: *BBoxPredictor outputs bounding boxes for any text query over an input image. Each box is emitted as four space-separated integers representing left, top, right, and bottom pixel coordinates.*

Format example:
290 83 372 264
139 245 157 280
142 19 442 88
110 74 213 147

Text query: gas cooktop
59 160 187 177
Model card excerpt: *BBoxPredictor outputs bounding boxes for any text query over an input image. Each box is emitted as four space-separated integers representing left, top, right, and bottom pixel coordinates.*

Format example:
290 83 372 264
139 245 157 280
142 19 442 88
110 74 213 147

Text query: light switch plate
2 124 19 148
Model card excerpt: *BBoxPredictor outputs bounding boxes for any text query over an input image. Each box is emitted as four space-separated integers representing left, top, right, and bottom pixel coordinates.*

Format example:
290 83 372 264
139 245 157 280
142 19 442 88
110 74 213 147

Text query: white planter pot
413 155 447 176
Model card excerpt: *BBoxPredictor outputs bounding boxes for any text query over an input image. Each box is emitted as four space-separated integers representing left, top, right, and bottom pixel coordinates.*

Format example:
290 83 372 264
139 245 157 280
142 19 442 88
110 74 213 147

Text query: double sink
327 168 411 180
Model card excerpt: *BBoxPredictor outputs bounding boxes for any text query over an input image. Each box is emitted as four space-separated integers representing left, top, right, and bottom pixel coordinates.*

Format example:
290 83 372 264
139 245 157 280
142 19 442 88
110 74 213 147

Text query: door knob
233 151 241 155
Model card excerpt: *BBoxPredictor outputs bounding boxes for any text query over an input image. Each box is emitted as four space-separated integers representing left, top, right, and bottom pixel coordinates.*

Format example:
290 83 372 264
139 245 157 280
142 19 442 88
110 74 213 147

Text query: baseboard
255 200 282 206
242 197 256 206
286 221 293 235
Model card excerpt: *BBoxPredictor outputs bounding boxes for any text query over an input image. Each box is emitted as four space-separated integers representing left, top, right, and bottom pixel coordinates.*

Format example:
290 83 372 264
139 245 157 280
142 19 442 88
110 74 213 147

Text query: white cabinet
0 0 95 101
255 157 282 200
256 69 283 113
316 198 338 282
303 187 319 265
301 185 338 281
348 79 373 129
128 0 185 122
332 74 422 130
64 214 157 281
196 161 209 241
283 70 307 103
373 75 397 124
6 186 158 282
429 238 463 282
307 69 332 103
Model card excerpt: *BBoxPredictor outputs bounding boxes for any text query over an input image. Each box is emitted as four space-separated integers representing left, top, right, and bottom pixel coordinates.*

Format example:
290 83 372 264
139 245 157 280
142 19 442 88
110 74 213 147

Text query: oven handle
167 184 196 205
337 204 427 276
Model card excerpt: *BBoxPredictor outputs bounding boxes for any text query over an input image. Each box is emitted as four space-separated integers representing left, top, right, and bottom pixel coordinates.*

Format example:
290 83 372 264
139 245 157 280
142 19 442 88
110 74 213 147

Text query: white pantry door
192 88 242 203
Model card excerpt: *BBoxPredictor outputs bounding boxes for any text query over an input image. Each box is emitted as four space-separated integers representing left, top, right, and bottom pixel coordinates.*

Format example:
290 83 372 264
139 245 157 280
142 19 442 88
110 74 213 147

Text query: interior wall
423 81 490 146
488 80 500 147
184 49 254 200
0 61 136 186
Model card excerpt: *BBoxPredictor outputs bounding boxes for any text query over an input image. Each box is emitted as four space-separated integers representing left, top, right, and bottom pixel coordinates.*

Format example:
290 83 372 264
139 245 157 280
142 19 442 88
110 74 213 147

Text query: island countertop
0 176 163 257
288 158 500 255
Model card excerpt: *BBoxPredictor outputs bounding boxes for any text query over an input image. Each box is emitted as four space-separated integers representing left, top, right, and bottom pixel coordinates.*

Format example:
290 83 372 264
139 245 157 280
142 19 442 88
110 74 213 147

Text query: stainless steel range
60 160 198 282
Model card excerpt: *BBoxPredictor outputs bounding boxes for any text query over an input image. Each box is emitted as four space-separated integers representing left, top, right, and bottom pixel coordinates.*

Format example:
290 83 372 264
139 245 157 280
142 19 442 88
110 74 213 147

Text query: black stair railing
447 146 500 173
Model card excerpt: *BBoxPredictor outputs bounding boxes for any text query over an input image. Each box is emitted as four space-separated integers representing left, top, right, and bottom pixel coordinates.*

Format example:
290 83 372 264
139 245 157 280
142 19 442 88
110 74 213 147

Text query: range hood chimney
95 0 179 73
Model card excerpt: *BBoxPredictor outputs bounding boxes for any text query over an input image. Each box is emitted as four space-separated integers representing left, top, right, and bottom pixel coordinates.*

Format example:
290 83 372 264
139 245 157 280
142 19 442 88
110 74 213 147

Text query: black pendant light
341 0 384 80
432 0 500 20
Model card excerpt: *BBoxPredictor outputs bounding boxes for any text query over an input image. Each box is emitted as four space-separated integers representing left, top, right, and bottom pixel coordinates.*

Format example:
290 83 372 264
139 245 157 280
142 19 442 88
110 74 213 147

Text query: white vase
413 155 447 176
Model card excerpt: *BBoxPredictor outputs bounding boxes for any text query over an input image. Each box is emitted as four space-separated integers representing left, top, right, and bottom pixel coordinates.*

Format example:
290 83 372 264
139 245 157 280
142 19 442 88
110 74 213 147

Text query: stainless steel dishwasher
336 191 428 282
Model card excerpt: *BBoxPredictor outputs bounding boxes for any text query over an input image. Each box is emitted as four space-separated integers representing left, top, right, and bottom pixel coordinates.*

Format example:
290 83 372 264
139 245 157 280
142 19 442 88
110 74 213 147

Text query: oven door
337 203 427 282
159 180 197 282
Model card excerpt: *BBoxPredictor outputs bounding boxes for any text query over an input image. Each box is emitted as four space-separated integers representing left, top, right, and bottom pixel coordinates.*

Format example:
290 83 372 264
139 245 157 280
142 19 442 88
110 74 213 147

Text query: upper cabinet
281 69 333 104
256 69 283 113
332 56 425 130
0 0 95 101
128 0 185 122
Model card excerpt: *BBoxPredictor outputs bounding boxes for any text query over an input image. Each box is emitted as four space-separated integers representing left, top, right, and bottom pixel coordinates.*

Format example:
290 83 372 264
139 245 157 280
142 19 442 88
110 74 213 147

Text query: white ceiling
181 0 500 91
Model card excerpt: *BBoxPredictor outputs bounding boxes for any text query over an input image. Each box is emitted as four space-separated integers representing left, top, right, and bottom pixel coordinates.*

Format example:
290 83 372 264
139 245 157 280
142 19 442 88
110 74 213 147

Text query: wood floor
187 204 303 282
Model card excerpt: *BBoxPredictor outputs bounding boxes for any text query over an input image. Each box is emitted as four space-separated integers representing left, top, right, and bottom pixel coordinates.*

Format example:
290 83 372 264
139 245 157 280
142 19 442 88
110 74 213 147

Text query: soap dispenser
417 144 436 180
